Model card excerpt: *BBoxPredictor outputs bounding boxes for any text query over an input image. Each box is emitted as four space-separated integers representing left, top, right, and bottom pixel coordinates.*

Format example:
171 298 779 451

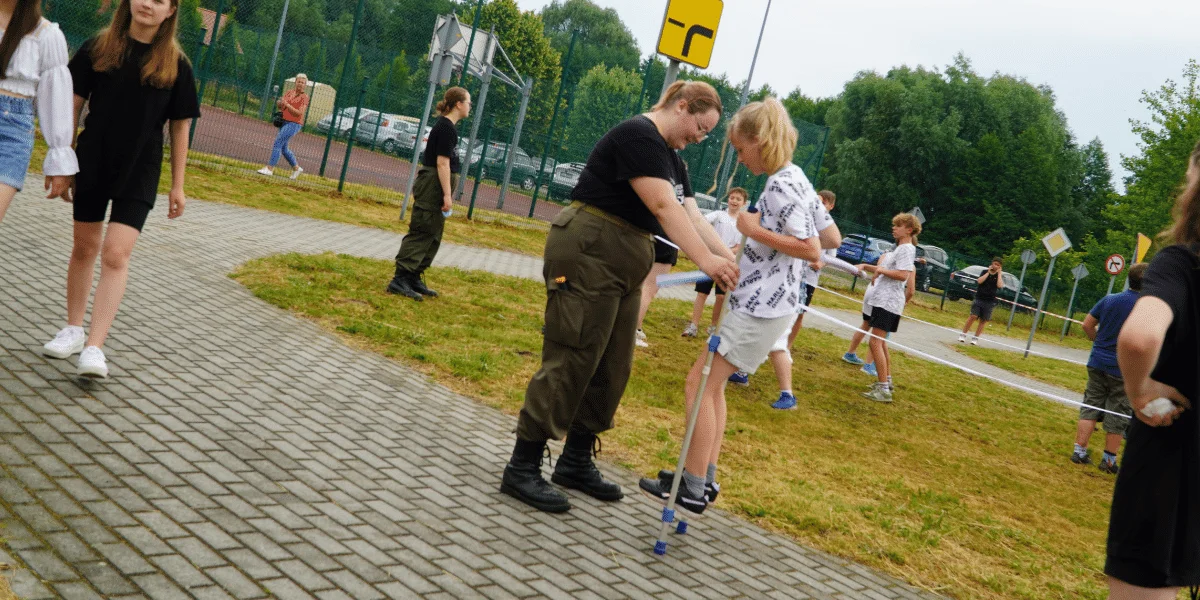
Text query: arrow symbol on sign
666 18 714 57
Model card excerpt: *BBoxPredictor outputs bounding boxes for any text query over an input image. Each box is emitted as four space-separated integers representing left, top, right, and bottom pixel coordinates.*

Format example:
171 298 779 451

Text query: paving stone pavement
0 185 943 600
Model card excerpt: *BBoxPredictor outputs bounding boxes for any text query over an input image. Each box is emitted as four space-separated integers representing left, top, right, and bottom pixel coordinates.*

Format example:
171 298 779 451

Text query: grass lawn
232 252 1144 600
955 345 1089 395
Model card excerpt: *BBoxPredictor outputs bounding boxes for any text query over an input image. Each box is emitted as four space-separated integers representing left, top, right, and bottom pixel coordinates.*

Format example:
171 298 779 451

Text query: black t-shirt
422 116 460 174
69 37 200 203
571 115 692 236
976 271 1000 301
1105 244 1200 587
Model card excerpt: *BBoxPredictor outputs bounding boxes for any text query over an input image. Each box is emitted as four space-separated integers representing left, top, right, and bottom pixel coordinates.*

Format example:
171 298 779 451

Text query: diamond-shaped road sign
657 0 723 69
1072 263 1089 280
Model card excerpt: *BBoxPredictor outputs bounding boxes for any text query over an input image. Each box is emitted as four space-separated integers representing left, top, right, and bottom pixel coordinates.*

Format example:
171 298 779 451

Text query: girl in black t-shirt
1108 140 1200 597
40 0 200 379
388 86 470 300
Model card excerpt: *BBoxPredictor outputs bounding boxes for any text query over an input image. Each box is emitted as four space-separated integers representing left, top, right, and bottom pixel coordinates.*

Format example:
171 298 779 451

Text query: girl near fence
0 0 77 223
41 0 200 378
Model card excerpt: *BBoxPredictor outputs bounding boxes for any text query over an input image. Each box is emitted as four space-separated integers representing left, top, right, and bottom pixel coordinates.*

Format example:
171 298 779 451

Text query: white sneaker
970 336 979 346
43 326 86 359
957 333 966 343
77 346 109 379
682 323 698 337
635 329 649 348
257 167 273 176
290 166 304 180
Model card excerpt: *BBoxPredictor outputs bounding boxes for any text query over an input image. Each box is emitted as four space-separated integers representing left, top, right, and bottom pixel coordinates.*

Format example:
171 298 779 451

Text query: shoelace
541 444 553 468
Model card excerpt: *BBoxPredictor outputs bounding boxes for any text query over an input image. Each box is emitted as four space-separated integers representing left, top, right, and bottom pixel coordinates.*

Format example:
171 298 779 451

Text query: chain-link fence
46 0 829 223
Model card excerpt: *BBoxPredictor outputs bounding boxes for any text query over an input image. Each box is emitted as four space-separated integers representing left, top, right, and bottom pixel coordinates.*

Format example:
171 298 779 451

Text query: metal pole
188 17 218 147
1006 260 1031 331
498 78 532 211
714 0 771 199
939 257 954 311
1024 255 1058 358
455 27 496 202
369 61 394 151
338 77 369 192
260 0 291 119
529 29 579 218
1060 280 1081 340
302 37 322 127
458 0 485 86
1106 274 1116 295
468 118 494 220
400 63 441 221
320 0 367 176
660 60 680 98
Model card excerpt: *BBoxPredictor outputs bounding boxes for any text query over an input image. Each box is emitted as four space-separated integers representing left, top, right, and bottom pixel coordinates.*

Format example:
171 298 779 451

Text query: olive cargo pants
517 203 655 442
395 169 455 274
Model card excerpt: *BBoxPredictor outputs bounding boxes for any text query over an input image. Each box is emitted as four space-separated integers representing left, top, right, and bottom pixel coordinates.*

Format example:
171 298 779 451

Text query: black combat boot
551 430 624 501
410 272 438 297
501 439 570 513
386 268 423 301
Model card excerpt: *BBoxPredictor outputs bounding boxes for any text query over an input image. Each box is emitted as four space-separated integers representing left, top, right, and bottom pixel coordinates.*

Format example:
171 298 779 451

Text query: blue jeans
269 122 301 168
0 94 35 190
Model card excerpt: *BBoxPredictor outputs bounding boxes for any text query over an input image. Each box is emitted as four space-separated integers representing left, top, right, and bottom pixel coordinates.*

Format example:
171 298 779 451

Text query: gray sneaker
860 383 892 403
682 323 698 337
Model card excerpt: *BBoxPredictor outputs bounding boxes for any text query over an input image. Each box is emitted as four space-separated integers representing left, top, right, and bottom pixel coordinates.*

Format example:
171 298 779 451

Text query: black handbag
271 111 285 128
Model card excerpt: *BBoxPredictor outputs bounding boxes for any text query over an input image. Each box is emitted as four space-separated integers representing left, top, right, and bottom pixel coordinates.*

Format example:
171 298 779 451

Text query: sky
513 0 1200 191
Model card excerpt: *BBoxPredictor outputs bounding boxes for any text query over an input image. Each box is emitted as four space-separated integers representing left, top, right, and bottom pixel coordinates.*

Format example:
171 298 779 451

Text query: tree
560 64 640 161
540 0 640 87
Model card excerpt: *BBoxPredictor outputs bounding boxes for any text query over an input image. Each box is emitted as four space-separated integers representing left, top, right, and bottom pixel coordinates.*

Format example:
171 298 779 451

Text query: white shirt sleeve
36 24 78 176
895 245 916 272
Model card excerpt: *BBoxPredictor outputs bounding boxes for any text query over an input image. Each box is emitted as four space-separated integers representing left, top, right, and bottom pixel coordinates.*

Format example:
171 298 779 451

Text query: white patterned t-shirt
727 164 820 319
866 243 915 316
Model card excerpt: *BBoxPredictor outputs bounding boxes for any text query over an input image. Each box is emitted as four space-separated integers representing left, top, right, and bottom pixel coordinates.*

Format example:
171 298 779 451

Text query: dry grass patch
233 252 1156 600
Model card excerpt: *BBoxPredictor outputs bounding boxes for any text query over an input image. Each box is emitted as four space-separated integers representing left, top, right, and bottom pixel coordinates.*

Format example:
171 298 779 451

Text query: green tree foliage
540 0 640 87
560 64 640 161
822 55 1091 257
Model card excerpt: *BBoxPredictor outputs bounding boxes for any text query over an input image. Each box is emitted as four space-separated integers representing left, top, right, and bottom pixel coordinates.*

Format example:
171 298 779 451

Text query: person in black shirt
1107 139 1200 598
501 81 739 513
387 86 470 300
41 0 200 379
957 257 1005 345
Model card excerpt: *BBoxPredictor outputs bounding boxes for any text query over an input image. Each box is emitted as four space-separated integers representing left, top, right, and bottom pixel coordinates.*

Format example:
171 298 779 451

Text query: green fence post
369 61 393 152
338 77 370 193
940 256 954 310
631 55 651 115
468 118 494 220
187 27 210 147
321 0 367 177
530 28 579 218
302 36 322 128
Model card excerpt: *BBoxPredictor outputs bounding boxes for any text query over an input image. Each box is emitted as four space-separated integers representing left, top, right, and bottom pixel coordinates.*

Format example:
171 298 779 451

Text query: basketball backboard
429 15 497 79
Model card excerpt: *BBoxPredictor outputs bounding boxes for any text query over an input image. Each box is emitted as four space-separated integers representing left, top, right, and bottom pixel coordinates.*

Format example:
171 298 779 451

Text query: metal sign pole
401 16 460 220
713 0 771 199
498 78 533 211
1007 249 1036 331
1060 264 1089 340
1107 275 1116 295
1024 254 1057 358
454 27 496 202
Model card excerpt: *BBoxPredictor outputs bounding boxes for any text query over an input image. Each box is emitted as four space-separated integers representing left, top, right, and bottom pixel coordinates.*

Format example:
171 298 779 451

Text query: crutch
653 205 758 556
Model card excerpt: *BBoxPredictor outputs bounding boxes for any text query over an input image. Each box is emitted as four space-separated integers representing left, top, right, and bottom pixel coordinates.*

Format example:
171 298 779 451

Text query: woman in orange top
257 73 308 179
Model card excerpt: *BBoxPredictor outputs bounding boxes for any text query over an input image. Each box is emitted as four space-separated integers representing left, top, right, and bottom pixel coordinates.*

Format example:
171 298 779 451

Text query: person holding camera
257 73 308 179
958 257 1005 345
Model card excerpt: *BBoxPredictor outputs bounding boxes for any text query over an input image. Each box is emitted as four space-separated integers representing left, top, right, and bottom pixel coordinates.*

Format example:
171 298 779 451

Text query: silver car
354 114 417 154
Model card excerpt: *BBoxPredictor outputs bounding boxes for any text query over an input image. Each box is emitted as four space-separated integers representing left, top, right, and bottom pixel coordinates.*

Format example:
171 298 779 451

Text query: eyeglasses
693 112 711 142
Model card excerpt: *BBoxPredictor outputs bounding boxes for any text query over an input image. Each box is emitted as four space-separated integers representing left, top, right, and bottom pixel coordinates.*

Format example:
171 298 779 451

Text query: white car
316 107 378 137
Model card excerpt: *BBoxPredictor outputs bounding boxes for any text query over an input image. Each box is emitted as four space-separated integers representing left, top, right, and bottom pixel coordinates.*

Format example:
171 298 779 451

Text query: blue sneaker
842 352 865 366
728 371 749 386
861 362 878 377
771 392 797 410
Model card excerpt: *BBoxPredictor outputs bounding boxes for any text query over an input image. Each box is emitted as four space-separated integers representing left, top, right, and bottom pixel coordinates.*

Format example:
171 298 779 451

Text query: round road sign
1105 254 1126 276
1020 249 1037 265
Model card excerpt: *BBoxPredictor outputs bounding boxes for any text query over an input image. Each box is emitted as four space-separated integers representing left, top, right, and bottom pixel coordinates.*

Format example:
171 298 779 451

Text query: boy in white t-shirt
638 99 822 516
855 213 922 403
683 188 747 338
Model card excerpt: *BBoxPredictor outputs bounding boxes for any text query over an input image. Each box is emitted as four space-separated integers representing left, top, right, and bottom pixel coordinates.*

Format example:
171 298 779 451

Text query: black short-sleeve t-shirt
571 115 692 235
976 271 1000 301
422 116 460 174
69 37 201 203
1105 244 1200 587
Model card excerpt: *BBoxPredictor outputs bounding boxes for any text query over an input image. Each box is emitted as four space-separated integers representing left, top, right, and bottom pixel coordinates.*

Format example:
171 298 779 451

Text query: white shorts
717 310 797 374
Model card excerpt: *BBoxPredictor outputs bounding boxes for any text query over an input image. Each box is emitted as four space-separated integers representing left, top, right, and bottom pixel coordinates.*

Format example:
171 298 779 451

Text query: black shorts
803 284 816 306
695 279 725 295
868 307 902 333
73 195 154 232
654 239 678 266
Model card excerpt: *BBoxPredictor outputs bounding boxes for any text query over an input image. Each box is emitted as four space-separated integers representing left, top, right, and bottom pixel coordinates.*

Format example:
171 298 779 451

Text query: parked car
548 162 585 200
945 265 1037 312
468 144 542 190
914 244 951 292
353 113 416 154
316 107 378 137
835 234 892 265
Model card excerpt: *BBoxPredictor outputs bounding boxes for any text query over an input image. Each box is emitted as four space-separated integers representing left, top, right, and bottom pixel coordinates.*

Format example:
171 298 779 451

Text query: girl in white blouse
0 0 76 222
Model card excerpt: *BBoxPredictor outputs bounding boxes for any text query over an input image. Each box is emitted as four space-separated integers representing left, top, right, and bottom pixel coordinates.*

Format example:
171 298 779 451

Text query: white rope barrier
797 303 1130 420
810 283 1090 366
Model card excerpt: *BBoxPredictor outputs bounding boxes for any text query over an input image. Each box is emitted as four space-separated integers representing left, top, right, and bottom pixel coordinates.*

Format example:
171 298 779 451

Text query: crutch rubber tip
653 540 668 555
707 336 721 352
676 521 688 534
661 507 675 523
748 206 759 213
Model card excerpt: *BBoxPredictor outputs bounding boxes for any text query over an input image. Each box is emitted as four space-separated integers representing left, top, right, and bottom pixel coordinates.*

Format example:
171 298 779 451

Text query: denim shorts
0 94 35 191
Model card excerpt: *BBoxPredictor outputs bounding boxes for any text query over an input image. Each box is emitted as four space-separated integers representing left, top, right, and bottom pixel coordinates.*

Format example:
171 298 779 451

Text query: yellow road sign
657 0 724 69
1041 227 1072 257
